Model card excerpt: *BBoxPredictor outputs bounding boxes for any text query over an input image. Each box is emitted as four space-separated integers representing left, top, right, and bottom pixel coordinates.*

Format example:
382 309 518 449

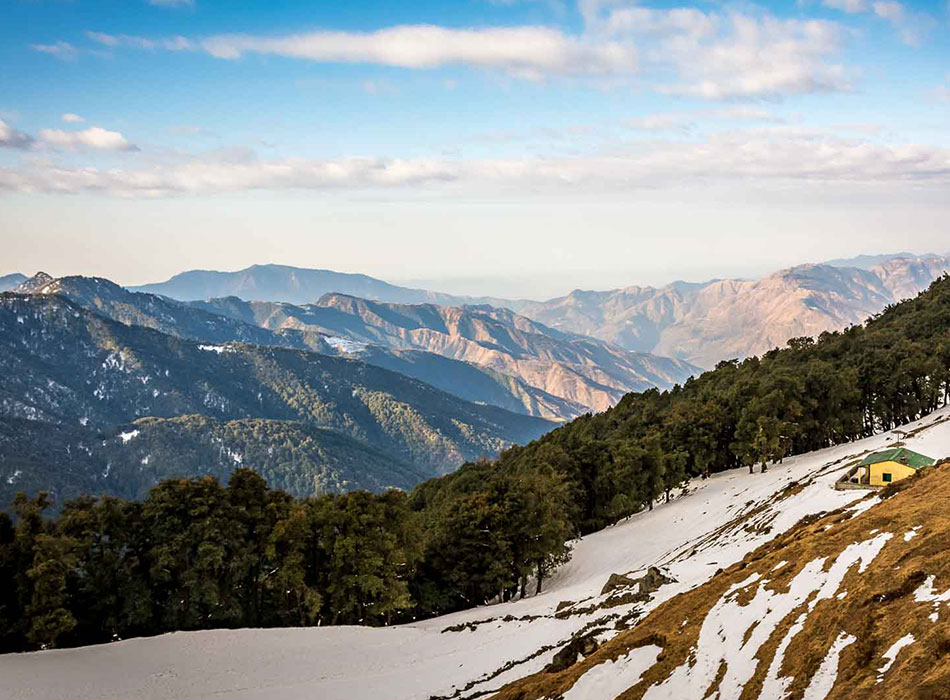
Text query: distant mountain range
0 293 553 508
518 254 950 367
821 251 919 269
6 252 946 374
3 252 946 509
130 263 512 308
117 253 950 369
16 274 686 419
192 293 698 413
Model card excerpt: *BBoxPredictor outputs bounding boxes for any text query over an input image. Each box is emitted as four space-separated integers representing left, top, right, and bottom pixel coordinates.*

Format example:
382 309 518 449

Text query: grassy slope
495 461 950 700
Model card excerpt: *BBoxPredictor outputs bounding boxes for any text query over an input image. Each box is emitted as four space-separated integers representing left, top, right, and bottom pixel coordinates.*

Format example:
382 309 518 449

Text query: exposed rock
600 567 674 598
601 573 639 596
13 271 54 294
544 633 600 673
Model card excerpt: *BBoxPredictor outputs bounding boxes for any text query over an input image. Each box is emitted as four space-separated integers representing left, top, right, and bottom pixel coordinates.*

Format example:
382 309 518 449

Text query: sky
1 0 948 298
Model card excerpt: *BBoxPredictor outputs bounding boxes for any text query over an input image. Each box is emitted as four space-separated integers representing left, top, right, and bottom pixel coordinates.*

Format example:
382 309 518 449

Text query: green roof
859 447 936 470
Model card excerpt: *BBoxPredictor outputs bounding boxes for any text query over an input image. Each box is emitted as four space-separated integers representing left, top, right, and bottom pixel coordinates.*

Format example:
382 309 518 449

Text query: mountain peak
13 271 54 294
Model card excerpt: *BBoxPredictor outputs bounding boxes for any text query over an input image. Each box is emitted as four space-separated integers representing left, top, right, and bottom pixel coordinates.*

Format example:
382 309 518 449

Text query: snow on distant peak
198 344 228 354
326 336 367 354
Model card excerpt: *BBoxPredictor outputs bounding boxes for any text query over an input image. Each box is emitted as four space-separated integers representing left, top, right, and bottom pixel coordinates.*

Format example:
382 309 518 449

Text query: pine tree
25 533 78 649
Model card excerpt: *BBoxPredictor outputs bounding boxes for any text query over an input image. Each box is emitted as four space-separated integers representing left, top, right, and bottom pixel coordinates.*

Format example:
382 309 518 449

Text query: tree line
2 275 949 651
0 462 574 652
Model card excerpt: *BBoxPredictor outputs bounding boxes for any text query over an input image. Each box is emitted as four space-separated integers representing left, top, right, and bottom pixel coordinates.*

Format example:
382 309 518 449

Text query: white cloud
203 26 635 79
30 41 79 60
656 14 848 99
38 126 138 151
79 9 851 98
577 2 851 98
88 25 635 80
872 0 905 21
86 31 193 51
62 113 85 123
596 6 719 39
822 0 869 13
69 1 877 99
2 129 947 197
823 0 928 45
85 31 119 48
0 120 34 149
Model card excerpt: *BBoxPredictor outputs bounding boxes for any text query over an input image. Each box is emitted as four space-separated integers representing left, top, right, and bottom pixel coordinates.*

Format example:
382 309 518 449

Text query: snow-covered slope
4 408 950 700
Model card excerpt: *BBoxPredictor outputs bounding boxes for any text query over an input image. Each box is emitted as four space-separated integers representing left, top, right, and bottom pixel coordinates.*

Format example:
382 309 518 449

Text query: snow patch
801 632 855 700
118 430 140 444
326 336 367 354
913 575 950 604
6 469 22 485
877 634 914 679
198 345 227 354
644 534 892 700
562 644 661 700
847 497 880 517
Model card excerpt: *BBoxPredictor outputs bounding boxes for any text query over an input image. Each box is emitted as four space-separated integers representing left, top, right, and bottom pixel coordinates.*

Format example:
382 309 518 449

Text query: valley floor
3 407 950 700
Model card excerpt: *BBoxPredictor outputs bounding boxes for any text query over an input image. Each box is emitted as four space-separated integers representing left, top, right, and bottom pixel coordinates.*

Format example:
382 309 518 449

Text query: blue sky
1 0 948 297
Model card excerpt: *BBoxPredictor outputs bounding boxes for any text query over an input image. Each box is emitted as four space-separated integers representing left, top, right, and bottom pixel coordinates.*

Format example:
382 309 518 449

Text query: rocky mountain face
519 255 950 368
20 275 587 420
0 293 553 505
196 293 700 413
21 274 305 347
11 271 54 294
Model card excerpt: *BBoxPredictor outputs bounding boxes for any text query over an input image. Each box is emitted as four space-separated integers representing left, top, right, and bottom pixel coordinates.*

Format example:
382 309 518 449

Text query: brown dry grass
492 464 950 700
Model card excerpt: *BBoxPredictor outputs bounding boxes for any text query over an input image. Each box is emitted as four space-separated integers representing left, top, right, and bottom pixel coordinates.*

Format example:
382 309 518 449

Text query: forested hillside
0 293 552 507
0 415 428 505
23 275 588 420
1 275 948 654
